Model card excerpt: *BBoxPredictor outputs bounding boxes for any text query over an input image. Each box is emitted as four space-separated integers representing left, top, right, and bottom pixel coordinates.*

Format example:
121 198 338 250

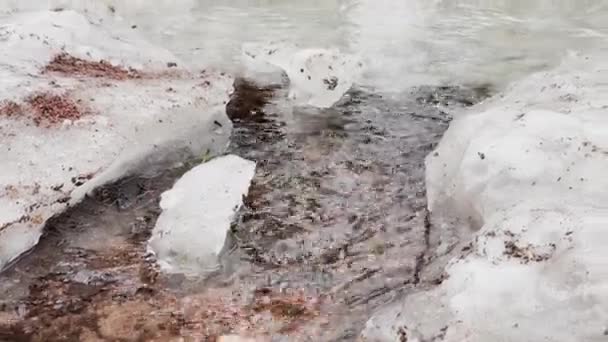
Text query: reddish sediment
26 93 86 126
44 53 142 80
0 100 24 118
0 93 87 127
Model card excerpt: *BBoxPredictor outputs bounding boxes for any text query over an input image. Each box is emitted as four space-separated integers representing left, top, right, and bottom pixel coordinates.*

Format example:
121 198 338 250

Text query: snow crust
362 52 608 341
242 42 363 108
148 155 256 276
0 10 233 270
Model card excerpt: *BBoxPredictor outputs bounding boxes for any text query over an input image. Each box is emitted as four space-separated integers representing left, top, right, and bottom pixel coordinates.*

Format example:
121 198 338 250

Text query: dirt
2 53 209 128
43 53 196 81
0 101 23 118
0 79 489 341
503 240 556 263
26 93 88 126
0 93 88 127
44 53 142 80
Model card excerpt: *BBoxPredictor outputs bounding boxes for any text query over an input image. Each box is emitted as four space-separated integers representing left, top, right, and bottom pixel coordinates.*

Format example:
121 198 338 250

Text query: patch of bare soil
43 53 194 81
0 93 89 127
503 240 556 263
26 93 88 126
44 53 142 80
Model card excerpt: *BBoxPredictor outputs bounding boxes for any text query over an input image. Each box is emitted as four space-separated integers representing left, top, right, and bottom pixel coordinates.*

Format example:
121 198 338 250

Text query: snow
148 155 256 276
242 42 363 108
362 52 608 341
0 9 233 271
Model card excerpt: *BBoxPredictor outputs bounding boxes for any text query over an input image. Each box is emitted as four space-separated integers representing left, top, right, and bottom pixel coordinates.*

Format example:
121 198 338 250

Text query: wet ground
0 79 489 341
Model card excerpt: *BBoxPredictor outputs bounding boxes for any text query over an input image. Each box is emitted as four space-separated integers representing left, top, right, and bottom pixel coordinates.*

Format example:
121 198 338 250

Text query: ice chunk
362 52 608 341
148 155 256 276
243 41 363 108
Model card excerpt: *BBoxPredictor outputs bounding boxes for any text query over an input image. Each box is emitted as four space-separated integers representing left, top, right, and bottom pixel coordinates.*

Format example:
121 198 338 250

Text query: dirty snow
242 42 363 108
0 10 233 270
148 154 256 276
362 51 608 342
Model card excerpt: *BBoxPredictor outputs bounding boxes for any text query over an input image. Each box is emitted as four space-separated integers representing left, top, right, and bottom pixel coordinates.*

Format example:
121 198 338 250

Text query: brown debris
44 53 210 82
26 93 86 126
0 101 23 118
225 79 276 123
504 241 555 263
250 289 318 333
44 53 141 80
97 301 181 341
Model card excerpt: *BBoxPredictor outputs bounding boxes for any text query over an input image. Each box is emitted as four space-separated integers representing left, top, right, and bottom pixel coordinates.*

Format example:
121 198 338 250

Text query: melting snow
148 155 256 276
0 9 233 270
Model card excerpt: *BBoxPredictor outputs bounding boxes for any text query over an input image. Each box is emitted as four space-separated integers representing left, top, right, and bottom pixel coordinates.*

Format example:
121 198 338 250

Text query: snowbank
242 41 363 108
148 155 256 275
0 0 196 17
362 52 608 341
0 10 233 270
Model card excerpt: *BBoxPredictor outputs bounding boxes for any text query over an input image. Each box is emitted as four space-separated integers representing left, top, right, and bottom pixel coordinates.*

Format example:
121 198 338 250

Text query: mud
0 79 489 341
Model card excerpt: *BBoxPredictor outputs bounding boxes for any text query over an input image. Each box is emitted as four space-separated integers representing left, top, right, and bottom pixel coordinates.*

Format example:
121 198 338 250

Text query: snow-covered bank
362 52 608 341
0 10 233 271
148 155 256 275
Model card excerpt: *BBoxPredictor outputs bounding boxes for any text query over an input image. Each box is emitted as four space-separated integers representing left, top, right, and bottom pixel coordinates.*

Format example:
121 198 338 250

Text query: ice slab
242 41 363 108
148 155 256 276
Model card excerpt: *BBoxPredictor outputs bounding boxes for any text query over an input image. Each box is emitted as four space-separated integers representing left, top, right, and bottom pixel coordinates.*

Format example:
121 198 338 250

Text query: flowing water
1 1 608 341
7 0 605 88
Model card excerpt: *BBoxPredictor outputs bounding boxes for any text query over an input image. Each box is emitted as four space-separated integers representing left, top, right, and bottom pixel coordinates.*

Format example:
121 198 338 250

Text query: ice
362 52 608 341
0 10 233 270
148 155 256 276
242 41 363 108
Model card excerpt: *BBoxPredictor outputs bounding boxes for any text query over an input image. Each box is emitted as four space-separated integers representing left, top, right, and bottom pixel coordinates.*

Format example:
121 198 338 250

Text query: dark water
222 81 488 340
